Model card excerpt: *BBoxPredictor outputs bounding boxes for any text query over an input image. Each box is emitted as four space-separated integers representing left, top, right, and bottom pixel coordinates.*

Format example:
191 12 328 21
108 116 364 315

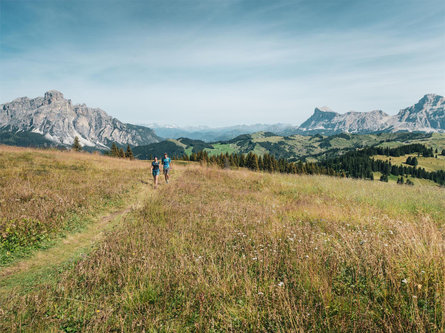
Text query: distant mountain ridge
1 92 443 149
0 90 159 148
143 123 295 142
146 94 444 141
299 94 445 134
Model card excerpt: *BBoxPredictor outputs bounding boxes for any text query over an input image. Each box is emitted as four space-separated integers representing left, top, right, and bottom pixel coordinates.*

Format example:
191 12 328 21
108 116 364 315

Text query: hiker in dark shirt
151 157 160 189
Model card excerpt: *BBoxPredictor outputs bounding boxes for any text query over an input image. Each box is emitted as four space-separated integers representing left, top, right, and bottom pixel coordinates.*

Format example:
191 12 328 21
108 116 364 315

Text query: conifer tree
125 144 134 160
72 136 82 152
119 148 125 158
246 152 259 171
110 143 119 157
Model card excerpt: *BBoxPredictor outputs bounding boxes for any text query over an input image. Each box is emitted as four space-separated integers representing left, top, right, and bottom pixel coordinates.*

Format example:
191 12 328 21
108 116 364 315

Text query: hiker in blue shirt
162 153 172 184
151 156 160 189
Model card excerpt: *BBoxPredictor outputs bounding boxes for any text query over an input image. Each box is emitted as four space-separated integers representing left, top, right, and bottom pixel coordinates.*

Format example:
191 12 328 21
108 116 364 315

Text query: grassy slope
0 181 151 295
1 159 443 331
0 146 150 265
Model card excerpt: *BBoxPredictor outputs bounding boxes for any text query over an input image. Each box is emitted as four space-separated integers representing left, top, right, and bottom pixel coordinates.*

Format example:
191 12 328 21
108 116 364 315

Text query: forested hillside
181 143 445 186
133 132 445 162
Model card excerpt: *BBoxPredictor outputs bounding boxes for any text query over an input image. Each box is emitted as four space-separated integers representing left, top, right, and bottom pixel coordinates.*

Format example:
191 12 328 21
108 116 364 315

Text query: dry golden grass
0 145 150 264
0 159 443 332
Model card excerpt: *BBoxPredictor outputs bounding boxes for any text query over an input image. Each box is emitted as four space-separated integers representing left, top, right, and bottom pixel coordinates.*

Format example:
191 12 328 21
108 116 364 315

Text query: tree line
182 151 337 176
316 144 444 185
71 137 134 160
106 143 134 160
181 143 444 186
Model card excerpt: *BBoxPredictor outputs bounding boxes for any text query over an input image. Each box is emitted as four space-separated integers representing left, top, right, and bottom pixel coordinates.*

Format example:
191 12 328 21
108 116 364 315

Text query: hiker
162 152 172 183
151 156 160 188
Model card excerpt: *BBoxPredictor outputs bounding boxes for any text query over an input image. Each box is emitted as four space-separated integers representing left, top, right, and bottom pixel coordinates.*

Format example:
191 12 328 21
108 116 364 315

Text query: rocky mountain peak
0 90 160 148
314 106 335 114
299 95 444 134
43 90 65 105
412 94 444 111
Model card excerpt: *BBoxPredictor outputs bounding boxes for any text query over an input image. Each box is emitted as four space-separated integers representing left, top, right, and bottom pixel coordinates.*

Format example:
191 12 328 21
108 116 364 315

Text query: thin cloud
1 0 444 126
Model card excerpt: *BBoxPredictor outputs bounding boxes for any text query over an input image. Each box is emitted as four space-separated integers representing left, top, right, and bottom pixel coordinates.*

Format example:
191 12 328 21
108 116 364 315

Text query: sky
1 0 444 127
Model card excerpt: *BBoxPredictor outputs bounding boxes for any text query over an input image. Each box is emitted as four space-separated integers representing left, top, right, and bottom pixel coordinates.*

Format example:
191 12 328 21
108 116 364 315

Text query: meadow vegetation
0 153 443 332
373 154 445 173
0 146 149 265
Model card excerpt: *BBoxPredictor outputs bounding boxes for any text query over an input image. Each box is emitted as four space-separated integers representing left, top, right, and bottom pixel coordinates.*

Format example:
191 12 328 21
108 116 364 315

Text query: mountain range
0 90 159 149
298 94 445 134
0 91 443 149
144 94 445 140
142 123 296 142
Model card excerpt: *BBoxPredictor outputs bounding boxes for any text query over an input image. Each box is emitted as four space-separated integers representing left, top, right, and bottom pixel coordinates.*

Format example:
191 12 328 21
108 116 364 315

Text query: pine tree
110 143 119 157
251 154 259 171
125 144 134 160
119 148 125 158
72 136 82 152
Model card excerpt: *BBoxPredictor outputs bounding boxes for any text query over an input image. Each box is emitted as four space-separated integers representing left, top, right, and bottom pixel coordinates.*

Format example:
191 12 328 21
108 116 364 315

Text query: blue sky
1 0 444 126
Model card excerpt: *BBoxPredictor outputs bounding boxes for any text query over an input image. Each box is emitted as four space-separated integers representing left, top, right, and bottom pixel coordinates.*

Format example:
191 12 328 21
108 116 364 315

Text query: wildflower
252 257 257 261
389 230 394 235
417 284 422 290
305 255 309 258
278 282 284 287
96 310 101 313
402 278 408 284
258 292 264 296
412 295 417 299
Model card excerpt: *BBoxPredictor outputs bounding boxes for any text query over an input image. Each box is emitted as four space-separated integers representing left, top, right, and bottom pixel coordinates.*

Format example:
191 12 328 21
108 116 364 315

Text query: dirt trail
0 180 153 294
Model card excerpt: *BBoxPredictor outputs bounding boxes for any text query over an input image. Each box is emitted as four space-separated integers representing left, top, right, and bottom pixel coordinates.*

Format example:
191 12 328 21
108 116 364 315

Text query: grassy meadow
0 148 443 332
373 154 445 173
0 146 149 266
